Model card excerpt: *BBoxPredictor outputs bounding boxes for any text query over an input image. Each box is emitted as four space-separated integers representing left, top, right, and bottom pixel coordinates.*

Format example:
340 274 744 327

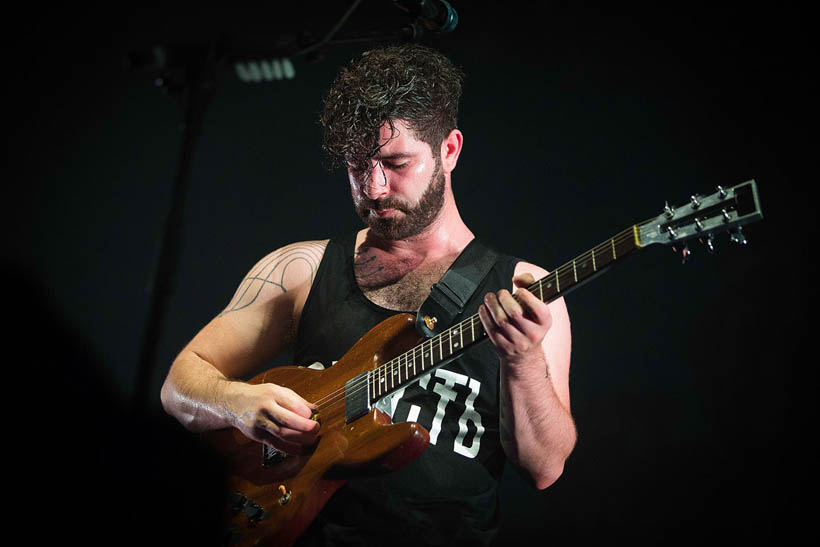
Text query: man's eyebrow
377 152 415 161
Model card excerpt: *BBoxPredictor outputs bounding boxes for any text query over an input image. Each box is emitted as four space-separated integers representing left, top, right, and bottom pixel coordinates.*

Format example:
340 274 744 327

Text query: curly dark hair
320 43 465 173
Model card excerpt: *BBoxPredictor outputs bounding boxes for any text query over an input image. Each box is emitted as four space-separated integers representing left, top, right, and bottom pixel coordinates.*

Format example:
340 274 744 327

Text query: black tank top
294 232 520 546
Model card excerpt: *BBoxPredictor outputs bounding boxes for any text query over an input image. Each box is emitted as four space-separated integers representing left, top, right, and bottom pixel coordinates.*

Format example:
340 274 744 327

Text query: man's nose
362 161 388 199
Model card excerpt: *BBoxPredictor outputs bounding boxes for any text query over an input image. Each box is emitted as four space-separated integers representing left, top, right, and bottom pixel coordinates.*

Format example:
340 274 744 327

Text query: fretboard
368 225 642 404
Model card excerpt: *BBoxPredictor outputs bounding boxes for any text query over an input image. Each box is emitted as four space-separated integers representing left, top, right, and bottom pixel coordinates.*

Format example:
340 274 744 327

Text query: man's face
348 121 445 241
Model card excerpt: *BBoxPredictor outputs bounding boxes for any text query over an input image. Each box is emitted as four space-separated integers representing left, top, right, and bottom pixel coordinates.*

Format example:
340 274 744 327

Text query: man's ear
440 129 463 175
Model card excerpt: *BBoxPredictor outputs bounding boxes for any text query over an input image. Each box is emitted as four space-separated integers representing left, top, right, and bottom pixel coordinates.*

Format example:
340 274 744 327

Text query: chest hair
354 247 456 312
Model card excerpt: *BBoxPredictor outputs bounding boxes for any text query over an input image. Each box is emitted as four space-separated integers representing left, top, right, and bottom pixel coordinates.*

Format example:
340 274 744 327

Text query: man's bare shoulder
514 260 548 280
220 240 329 316
513 260 572 327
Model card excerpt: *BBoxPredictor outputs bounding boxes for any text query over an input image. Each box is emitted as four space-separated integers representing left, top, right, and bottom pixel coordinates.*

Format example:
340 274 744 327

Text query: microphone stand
133 42 219 415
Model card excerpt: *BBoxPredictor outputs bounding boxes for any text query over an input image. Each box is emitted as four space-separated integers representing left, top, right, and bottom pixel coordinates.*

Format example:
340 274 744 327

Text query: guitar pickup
344 371 371 424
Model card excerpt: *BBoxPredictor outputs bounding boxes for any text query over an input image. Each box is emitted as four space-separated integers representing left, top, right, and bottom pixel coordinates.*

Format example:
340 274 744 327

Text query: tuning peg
671 240 691 263
690 195 701 209
680 243 691 264
664 201 675 218
717 185 728 199
699 233 716 253
730 226 747 245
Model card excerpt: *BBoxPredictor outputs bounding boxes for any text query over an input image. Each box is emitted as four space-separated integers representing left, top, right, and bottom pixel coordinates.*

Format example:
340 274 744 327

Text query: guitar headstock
637 179 763 258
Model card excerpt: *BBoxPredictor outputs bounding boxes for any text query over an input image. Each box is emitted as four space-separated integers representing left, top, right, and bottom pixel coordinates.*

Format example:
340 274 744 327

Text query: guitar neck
368 225 643 403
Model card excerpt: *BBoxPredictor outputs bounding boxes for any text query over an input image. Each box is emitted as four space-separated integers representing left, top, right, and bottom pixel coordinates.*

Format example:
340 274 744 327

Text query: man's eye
386 162 408 170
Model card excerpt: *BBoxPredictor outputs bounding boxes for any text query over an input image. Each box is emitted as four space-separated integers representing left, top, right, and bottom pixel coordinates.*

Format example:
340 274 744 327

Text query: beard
355 163 446 241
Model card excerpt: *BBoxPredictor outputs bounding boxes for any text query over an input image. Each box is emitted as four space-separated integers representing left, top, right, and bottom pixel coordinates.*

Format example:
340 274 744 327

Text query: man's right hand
227 382 321 455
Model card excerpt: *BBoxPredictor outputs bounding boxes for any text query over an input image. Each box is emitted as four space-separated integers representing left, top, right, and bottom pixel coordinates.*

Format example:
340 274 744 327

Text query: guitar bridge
262 444 288 467
344 371 371 424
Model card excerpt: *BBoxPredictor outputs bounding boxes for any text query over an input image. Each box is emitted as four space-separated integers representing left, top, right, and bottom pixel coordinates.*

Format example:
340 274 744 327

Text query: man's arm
478 261 576 489
160 240 328 455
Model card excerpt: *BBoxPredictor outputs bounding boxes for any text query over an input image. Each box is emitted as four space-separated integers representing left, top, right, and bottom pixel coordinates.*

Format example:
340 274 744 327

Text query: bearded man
161 43 575 546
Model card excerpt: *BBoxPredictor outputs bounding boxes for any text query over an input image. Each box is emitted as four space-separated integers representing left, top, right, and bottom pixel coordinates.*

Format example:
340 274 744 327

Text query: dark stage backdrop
7 4 814 545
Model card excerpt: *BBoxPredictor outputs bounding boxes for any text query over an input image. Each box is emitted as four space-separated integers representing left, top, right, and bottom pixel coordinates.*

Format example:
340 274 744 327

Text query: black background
6 2 815 545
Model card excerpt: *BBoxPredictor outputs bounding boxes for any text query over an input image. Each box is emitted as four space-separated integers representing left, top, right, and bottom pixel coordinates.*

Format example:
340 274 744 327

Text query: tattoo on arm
220 241 327 316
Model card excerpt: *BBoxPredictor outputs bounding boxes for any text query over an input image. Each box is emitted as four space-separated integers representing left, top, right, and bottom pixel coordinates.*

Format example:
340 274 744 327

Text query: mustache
363 198 408 212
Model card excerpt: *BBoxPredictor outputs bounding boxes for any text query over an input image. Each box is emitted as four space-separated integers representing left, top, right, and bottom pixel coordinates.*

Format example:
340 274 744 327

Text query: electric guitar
202 180 764 546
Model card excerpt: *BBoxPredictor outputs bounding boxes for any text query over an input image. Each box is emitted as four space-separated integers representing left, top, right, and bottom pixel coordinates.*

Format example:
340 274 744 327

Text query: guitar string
309 226 645 414
311 226 643 413
312 213 727 413
312 313 484 413
310 226 644 413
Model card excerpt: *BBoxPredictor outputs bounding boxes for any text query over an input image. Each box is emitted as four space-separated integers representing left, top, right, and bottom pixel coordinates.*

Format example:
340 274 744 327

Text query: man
161 43 575 545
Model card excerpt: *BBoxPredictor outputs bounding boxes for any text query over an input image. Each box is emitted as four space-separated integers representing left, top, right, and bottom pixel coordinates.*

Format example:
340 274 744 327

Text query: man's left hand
478 273 553 370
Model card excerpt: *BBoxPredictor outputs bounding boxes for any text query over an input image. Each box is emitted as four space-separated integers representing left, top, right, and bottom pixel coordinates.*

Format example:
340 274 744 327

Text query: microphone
393 0 459 33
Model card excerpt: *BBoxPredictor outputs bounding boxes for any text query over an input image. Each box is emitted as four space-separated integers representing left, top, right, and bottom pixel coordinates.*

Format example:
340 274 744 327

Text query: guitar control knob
229 492 248 515
244 503 263 520
243 501 269 526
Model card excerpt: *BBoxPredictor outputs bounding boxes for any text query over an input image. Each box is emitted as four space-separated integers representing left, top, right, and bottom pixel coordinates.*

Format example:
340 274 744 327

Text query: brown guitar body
202 313 431 546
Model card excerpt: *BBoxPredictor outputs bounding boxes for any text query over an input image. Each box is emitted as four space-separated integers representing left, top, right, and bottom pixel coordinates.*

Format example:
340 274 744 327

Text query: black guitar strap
415 238 498 338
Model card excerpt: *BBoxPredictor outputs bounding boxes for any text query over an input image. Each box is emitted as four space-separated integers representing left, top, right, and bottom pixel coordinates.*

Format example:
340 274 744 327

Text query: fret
456 321 463 351
422 340 429 371
358 223 656 405
421 341 430 372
